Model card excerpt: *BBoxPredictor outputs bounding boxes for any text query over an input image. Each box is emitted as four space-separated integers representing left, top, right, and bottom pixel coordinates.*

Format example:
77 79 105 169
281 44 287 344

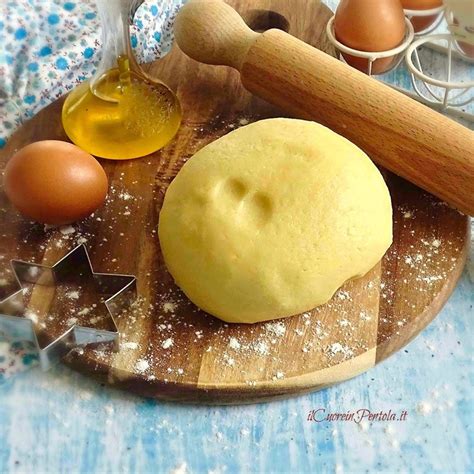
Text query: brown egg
334 0 407 74
4 140 108 225
401 0 443 33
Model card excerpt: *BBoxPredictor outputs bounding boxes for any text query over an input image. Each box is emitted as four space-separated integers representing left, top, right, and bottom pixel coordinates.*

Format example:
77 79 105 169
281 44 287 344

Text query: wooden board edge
64 346 376 404
376 218 470 363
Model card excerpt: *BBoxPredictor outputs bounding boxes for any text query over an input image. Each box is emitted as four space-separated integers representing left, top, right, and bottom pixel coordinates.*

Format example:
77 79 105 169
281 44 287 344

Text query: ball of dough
159 119 392 324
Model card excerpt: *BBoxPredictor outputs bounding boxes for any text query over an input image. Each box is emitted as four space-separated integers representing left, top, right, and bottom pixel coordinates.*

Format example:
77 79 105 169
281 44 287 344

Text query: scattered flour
59 225 75 235
265 321 286 337
223 354 235 366
118 192 133 201
253 341 269 356
162 338 174 349
66 290 80 300
163 302 177 313
24 311 38 324
135 359 150 373
273 371 285 380
228 337 241 350
121 341 139 351
417 401 433 415
170 463 187 474
327 342 354 359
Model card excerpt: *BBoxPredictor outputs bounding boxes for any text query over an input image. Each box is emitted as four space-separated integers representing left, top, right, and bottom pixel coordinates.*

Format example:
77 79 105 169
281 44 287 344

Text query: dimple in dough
158 118 392 324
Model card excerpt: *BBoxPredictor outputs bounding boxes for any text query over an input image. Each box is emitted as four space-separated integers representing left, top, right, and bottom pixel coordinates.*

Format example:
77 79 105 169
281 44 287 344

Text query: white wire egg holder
405 35 474 123
326 13 474 124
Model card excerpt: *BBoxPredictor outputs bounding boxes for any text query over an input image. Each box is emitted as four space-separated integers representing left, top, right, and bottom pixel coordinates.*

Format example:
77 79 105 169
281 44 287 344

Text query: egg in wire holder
326 4 473 124
0 245 137 370
326 16 415 76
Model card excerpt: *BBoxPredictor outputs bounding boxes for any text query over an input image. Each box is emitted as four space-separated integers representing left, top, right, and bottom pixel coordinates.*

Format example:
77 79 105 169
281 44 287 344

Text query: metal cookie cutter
0 245 136 370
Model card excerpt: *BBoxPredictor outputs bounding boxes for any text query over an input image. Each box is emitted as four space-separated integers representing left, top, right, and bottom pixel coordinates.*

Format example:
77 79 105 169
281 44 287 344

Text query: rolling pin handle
174 0 259 70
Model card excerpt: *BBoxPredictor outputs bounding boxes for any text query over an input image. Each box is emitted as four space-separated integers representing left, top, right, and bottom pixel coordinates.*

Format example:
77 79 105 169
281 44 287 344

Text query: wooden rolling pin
174 0 474 216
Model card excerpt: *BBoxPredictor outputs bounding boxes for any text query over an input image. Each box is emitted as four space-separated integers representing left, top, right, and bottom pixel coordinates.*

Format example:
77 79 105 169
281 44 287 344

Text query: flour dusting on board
135 359 150 374
65 193 464 388
0 124 467 387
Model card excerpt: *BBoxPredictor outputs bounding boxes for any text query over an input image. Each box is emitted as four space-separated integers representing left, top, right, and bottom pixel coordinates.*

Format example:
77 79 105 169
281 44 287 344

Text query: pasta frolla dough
158 119 392 324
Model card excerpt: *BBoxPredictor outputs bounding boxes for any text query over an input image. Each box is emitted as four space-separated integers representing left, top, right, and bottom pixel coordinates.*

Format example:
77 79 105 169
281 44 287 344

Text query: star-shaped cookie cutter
0 245 136 370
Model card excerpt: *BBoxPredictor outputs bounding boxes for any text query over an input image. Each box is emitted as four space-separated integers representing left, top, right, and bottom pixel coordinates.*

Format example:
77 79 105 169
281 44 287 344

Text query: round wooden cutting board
0 0 469 403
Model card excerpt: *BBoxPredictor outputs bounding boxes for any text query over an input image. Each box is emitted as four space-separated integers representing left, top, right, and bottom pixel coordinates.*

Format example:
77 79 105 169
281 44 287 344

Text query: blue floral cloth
0 0 184 150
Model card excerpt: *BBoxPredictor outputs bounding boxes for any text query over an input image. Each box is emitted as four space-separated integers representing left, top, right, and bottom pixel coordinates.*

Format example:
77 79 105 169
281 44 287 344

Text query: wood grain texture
0 0 469 404
175 0 474 216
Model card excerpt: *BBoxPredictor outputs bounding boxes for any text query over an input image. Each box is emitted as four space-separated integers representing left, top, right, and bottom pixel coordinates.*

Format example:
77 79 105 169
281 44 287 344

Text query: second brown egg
401 0 443 33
